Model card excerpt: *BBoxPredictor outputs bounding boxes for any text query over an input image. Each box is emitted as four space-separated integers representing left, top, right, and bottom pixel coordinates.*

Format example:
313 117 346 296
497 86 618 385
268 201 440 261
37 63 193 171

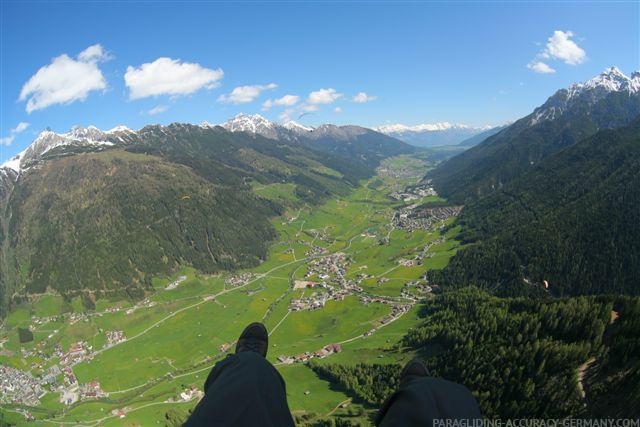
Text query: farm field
0 155 463 426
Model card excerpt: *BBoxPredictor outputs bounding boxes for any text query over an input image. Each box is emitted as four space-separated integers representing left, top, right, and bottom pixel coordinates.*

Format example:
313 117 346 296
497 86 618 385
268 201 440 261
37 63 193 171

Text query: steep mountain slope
457 124 509 147
429 117 640 296
429 68 640 203
0 120 398 313
7 151 280 296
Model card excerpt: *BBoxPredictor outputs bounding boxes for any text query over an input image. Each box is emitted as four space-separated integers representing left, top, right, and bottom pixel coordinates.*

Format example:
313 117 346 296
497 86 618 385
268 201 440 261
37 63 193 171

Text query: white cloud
78 44 110 62
218 83 277 104
1 122 30 146
333 107 342 113
147 105 168 116
528 61 556 74
262 94 299 110
125 57 224 100
543 30 586 65
528 30 586 74
14 122 30 133
19 44 109 113
352 92 377 103
307 88 343 105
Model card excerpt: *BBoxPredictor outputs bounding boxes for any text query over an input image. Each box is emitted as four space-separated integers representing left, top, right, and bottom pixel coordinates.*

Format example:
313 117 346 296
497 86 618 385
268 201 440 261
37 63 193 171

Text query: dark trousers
185 352 295 427
375 377 482 427
185 353 481 427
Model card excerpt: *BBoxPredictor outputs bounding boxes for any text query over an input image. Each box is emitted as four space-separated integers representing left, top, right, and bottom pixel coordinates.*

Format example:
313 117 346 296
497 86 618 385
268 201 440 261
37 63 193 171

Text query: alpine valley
0 68 639 426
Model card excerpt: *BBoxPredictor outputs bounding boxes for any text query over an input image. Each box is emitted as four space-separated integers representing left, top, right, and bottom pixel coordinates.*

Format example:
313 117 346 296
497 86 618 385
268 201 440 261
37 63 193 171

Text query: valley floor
0 154 463 426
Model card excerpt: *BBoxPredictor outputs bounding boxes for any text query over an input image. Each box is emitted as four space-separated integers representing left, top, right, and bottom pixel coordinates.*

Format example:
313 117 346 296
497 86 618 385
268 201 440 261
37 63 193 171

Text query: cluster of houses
111 407 129 419
57 341 92 366
79 380 108 400
389 183 438 202
166 385 203 403
400 281 433 299
306 228 331 242
378 304 412 327
0 364 46 406
290 252 367 311
377 164 425 179
392 204 462 233
225 272 256 288
277 343 343 364
58 369 107 405
305 245 327 257
104 330 126 348
396 237 446 267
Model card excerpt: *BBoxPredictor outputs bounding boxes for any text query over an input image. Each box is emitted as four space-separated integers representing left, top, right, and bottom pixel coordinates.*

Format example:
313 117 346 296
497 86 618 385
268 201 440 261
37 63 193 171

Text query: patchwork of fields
0 155 463 426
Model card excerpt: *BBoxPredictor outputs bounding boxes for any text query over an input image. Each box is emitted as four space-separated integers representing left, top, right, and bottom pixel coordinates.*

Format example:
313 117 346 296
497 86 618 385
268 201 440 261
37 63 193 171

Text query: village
0 175 454 416
392 204 463 232
389 182 438 202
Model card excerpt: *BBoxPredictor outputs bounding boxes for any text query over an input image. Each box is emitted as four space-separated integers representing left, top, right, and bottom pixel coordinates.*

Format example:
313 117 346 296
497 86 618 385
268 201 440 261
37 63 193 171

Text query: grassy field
0 154 464 426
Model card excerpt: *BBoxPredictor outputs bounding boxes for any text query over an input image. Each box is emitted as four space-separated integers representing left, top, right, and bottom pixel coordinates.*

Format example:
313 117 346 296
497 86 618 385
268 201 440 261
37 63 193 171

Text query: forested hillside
428 117 640 296
429 73 640 203
313 289 640 419
1 124 390 313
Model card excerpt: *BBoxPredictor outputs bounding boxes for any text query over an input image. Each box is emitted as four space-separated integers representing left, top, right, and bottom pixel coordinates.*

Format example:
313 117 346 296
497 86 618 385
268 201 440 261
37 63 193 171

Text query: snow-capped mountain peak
107 125 134 134
1 125 122 173
582 67 633 92
530 67 640 126
222 114 276 133
375 122 494 147
282 121 313 133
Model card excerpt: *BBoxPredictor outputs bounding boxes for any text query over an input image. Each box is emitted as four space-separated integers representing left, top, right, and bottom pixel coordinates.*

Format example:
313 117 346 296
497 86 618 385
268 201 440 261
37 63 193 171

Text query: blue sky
1 1 638 163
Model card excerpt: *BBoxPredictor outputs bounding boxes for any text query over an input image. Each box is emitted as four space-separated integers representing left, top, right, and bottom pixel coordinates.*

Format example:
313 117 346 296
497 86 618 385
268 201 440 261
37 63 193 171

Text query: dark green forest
428 117 640 297
314 288 640 419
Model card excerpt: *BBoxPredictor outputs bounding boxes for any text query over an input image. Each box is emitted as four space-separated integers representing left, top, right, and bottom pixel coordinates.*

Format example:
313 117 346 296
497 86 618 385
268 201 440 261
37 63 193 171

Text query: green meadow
0 154 464 426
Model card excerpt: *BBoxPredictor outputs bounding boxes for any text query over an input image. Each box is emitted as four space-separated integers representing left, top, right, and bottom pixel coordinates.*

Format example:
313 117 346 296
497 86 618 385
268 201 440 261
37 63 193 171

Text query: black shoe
400 358 429 386
235 322 268 357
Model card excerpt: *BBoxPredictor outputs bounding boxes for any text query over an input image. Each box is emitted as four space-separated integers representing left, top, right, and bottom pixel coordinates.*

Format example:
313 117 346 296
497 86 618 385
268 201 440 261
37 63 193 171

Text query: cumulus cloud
262 94 299 110
307 88 343 105
125 58 224 99
218 83 277 104
1 122 30 146
147 105 168 116
333 107 343 113
352 92 377 103
528 61 556 74
528 30 586 73
543 30 586 65
19 44 109 113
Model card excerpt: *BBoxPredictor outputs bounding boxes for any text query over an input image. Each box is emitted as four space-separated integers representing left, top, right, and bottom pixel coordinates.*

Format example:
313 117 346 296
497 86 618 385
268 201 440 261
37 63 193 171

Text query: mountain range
376 122 495 147
0 117 412 316
429 67 640 203
427 67 640 296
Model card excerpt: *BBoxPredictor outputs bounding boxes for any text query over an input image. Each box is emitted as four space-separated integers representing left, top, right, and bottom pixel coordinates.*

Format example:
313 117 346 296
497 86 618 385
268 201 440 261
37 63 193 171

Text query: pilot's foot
400 358 429 386
235 322 269 357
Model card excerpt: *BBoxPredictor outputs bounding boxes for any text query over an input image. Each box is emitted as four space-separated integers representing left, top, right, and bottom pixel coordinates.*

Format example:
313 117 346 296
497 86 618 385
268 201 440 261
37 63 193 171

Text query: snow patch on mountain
530 67 640 126
283 121 313 133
